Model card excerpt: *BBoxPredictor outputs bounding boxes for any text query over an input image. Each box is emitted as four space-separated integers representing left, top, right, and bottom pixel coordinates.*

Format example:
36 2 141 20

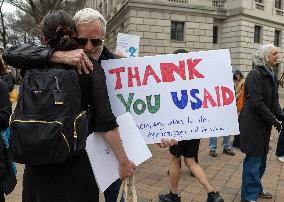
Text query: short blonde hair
253 44 276 66
73 8 106 34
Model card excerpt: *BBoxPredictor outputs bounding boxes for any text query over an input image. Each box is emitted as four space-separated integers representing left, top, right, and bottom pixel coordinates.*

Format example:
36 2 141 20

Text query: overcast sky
2 3 16 13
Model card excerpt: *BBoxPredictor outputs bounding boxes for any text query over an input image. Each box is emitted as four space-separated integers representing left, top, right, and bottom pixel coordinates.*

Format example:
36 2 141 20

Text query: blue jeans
276 122 284 157
104 179 124 202
209 136 231 151
241 155 266 201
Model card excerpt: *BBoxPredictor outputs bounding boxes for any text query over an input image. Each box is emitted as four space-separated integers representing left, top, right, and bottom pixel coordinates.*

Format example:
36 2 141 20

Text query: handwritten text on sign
102 49 239 143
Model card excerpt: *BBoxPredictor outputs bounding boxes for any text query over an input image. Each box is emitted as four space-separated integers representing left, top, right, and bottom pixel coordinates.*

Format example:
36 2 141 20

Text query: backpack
9 68 88 165
236 80 245 112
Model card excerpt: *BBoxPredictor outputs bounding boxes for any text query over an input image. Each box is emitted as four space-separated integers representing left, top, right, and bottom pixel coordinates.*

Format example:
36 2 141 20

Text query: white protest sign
102 49 239 144
86 112 152 192
116 33 140 57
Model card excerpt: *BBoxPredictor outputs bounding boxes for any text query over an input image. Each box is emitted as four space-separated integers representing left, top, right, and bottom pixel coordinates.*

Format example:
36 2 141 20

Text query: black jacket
0 72 15 92
3 44 55 69
239 65 284 156
3 44 116 71
3 44 118 134
0 79 11 131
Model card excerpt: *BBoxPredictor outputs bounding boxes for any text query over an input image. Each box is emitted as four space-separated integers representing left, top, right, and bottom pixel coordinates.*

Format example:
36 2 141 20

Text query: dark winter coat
239 65 284 156
0 80 11 131
0 80 11 178
0 72 15 92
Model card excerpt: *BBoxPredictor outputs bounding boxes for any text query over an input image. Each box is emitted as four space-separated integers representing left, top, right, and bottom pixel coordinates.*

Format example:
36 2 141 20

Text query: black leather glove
273 120 282 133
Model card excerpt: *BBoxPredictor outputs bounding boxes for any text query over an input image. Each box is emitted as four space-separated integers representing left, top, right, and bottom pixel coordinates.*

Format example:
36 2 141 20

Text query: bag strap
116 176 137 202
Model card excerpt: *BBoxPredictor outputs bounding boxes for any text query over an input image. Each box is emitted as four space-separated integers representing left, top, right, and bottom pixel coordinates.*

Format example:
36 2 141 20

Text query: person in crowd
0 79 12 202
209 135 235 157
239 44 284 202
3 8 176 202
159 49 224 202
167 48 198 177
232 70 245 148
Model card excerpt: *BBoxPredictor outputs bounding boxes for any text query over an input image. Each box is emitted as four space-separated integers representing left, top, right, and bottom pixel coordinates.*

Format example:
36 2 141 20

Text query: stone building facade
84 0 284 76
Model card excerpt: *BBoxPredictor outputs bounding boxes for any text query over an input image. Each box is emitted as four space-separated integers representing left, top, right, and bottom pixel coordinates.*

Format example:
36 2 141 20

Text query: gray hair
73 8 106 34
253 44 276 66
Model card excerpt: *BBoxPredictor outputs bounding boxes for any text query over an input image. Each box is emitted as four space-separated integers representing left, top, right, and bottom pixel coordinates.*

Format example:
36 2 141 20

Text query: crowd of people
0 7 283 202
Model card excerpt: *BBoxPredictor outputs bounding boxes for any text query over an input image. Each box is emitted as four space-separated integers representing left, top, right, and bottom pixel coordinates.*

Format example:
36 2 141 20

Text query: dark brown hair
41 10 77 51
173 49 189 54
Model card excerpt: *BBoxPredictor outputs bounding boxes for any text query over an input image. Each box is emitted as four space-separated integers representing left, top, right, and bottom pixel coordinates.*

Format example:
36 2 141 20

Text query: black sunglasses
72 37 104 46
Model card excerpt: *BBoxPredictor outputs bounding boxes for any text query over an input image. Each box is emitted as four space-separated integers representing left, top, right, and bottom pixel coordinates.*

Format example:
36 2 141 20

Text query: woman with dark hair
160 48 224 202
4 8 176 202
19 10 135 202
232 69 245 148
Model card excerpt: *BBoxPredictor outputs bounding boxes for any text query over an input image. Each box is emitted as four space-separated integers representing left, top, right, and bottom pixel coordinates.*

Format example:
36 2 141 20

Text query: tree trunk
0 0 6 48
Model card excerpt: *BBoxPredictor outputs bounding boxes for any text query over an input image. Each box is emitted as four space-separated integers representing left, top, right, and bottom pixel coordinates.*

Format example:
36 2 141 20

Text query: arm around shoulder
3 44 54 69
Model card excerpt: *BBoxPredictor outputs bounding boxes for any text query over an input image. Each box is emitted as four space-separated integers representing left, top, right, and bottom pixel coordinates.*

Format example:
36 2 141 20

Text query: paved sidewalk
6 132 284 202
133 135 284 202
5 96 284 201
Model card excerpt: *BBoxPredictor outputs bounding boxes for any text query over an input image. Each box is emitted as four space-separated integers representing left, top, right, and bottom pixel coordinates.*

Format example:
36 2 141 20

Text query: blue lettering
190 89 202 110
171 90 188 109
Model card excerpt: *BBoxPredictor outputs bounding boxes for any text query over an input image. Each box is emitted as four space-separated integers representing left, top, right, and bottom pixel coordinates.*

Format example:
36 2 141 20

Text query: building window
213 26 218 44
274 30 281 46
255 0 265 10
275 0 282 9
254 25 261 43
171 21 184 41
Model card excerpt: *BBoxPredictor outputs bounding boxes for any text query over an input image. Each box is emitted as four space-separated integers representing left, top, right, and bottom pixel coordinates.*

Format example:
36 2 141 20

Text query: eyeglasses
72 37 104 46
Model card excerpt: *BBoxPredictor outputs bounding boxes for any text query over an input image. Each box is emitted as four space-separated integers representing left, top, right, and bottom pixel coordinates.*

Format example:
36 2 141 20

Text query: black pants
233 135 240 148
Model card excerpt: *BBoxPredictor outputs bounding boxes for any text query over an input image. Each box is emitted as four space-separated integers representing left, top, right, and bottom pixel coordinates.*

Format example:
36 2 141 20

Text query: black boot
159 190 181 202
207 191 224 202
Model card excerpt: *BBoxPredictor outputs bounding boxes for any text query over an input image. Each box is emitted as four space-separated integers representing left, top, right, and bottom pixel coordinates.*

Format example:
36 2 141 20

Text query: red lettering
108 67 125 90
221 86 234 106
128 67 141 88
142 65 161 85
187 59 204 80
215 86 221 107
160 60 186 82
203 88 217 108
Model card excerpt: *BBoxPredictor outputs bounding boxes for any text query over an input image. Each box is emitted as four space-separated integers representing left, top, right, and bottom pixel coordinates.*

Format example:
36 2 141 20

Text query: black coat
0 79 11 131
0 72 15 92
239 65 284 156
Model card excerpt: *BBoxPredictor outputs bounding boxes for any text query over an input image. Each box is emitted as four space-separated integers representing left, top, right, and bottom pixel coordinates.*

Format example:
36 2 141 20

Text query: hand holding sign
157 138 178 148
